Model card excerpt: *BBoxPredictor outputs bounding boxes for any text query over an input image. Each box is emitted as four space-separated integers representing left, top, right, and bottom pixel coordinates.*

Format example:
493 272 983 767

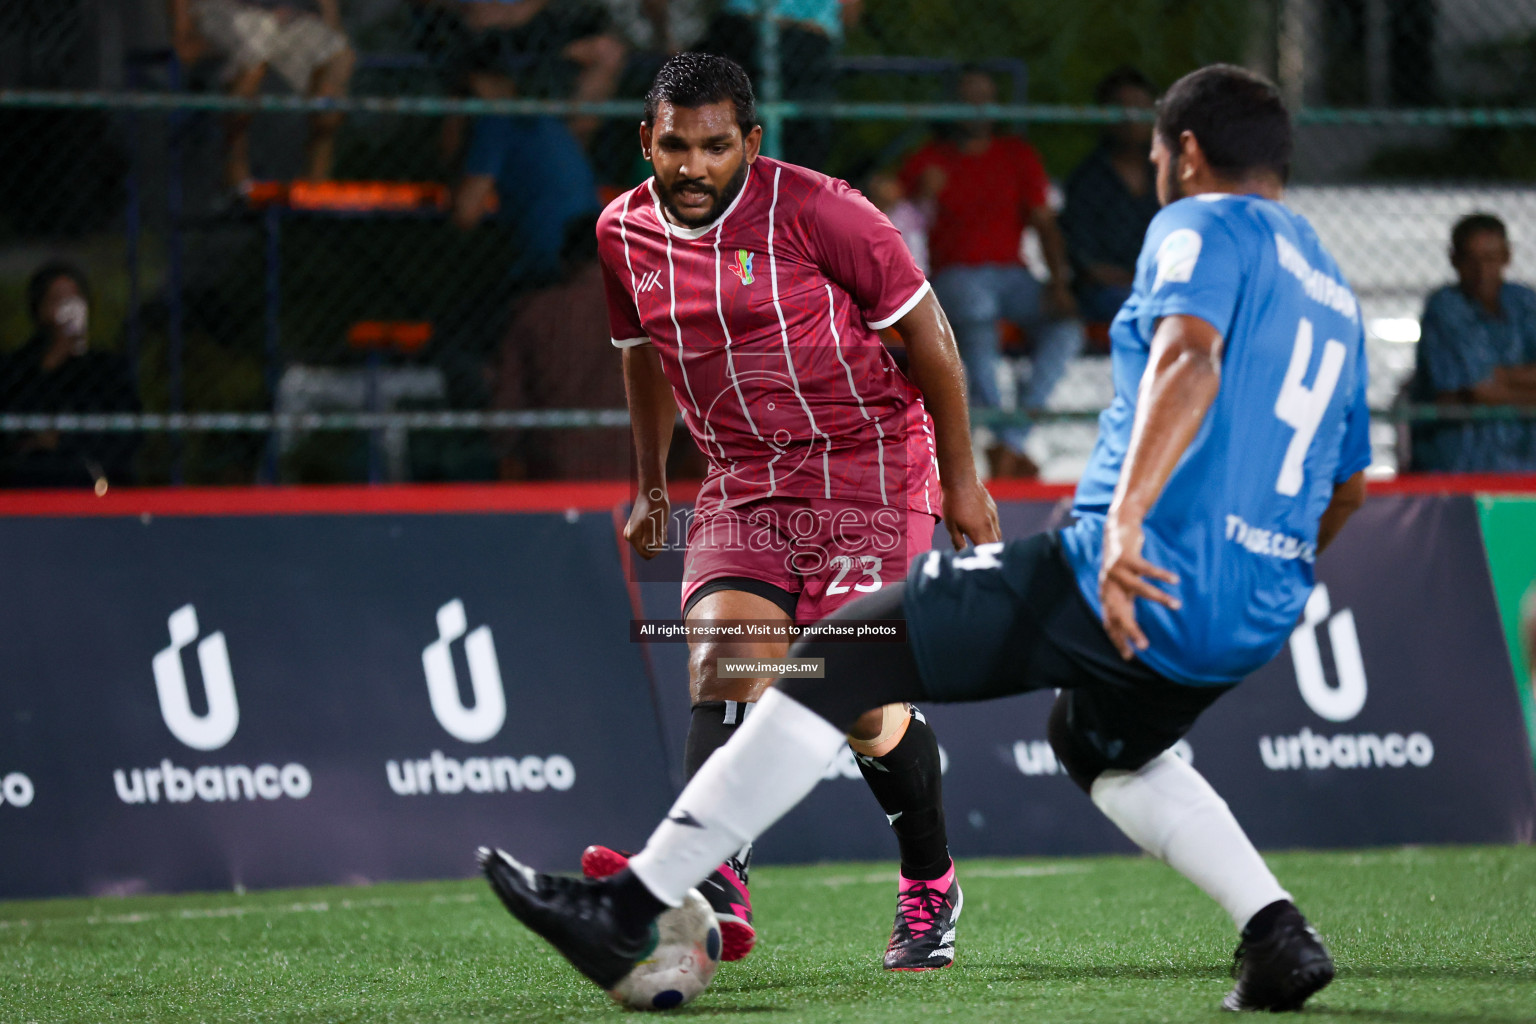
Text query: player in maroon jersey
582 53 999 970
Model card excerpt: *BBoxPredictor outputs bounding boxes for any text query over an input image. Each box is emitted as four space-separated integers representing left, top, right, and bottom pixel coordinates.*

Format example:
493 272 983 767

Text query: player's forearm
623 345 677 490
1316 471 1366 555
317 0 342 29
898 292 983 485
1465 375 1536 406
1109 317 1223 524
1032 212 1073 286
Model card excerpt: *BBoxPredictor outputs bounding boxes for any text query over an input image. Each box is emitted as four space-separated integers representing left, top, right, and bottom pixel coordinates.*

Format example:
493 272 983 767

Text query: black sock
855 706 952 882
609 868 670 943
1242 899 1295 942
684 700 748 780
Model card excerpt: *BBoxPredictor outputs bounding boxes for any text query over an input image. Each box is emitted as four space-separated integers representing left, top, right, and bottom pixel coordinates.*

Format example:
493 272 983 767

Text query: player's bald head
645 52 758 139
1156 64 1292 183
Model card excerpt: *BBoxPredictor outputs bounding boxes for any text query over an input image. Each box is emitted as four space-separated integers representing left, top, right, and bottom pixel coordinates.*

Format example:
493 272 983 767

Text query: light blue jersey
1060 194 1372 686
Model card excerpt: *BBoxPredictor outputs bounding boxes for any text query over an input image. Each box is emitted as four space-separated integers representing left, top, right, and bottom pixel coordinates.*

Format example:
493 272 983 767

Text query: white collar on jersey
648 163 755 241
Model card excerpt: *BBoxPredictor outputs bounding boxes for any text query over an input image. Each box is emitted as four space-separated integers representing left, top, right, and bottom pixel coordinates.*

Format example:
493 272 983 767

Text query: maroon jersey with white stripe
599 156 941 516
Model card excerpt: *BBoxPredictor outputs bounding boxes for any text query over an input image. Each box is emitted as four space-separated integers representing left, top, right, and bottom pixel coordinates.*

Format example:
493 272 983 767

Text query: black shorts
904 531 1232 775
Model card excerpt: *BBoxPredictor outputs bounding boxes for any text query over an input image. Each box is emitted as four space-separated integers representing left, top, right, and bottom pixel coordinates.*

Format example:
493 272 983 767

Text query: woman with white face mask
0 262 140 489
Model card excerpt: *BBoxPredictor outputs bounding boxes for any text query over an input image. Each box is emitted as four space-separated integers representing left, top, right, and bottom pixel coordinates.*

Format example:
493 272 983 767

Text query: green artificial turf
2 846 1532 1023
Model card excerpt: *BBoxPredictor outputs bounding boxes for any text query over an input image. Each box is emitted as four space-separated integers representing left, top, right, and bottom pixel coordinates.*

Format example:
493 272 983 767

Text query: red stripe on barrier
0 482 668 518
0 473 1533 518
1363 473 1536 496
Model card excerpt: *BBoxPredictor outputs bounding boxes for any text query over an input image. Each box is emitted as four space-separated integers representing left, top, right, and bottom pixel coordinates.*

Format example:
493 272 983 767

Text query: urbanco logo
1288 584 1366 722
116 604 310 805
0 772 34 808
1262 584 1434 772
422 599 506 743
152 604 239 751
389 600 575 797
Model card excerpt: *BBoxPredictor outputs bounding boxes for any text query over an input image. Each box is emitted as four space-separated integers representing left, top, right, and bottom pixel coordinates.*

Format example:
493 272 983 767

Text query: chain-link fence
3 0 1535 487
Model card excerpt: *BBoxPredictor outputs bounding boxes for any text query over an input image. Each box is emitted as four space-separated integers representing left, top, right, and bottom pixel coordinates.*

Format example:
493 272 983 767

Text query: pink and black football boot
883 860 962 970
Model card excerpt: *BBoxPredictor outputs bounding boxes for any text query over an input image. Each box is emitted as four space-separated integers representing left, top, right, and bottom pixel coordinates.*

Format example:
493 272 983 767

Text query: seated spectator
865 169 930 276
601 0 708 60
492 216 632 480
450 97 602 282
1411 212 1536 472
898 68 1084 478
701 0 860 170
170 0 356 189
1062 66 1160 324
408 0 624 146
0 262 140 489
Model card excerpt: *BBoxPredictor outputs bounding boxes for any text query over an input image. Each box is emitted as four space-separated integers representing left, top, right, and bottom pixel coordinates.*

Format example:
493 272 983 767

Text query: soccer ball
607 888 722 1011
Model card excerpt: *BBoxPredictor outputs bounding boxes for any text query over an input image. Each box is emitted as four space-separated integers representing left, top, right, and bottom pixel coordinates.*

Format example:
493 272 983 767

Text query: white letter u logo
1289 584 1368 723
152 605 239 751
422 599 506 743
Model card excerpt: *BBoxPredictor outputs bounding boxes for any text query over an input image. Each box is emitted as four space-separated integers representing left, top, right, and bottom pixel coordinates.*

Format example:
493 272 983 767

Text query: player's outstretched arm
897 290 1001 550
1316 470 1366 555
1100 314 1224 659
623 344 677 559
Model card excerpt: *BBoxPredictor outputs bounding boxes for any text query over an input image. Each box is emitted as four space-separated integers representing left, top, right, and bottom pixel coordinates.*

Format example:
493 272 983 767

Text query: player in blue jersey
479 65 1365 1013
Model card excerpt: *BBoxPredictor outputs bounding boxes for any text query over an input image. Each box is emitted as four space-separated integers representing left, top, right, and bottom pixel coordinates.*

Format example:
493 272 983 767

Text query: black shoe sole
1223 958 1335 1012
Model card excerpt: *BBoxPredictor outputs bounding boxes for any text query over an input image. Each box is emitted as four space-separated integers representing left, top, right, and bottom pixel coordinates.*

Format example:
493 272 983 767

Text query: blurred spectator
1062 67 1160 324
865 169 930 275
492 216 632 479
408 0 624 145
899 68 1083 478
701 0 861 169
0 262 139 489
449 92 601 282
601 0 708 59
169 0 356 189
1411 213 1536 472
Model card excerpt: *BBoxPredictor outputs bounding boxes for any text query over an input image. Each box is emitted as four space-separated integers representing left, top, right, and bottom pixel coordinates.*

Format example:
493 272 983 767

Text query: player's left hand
1099 516 1180 660
941 478 1000 551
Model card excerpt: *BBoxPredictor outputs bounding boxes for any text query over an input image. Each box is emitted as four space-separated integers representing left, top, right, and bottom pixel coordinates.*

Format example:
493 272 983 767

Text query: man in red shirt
900 68 1085 477
584 53 999 970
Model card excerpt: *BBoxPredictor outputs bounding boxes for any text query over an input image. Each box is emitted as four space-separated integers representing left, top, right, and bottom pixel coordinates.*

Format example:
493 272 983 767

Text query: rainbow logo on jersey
729 249 755 285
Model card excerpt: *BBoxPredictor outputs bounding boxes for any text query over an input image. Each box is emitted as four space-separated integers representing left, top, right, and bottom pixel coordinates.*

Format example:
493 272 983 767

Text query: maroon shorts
680 497 939 625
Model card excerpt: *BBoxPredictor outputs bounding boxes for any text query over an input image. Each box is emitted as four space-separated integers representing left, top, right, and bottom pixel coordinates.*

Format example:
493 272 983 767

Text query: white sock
1091 750 1291 930
628 688 846 906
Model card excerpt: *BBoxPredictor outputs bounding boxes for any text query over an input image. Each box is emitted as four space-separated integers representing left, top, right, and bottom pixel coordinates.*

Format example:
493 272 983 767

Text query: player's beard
659 159 750 230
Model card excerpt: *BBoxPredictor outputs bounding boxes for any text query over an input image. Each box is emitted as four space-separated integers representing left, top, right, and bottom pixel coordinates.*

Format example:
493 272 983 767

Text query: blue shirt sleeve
1417 287 1493 394
463 116 515 178
1509 284 1536 363
1137 199 1246 338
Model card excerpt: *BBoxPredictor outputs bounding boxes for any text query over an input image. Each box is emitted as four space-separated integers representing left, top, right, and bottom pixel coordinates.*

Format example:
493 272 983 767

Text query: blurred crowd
4 1 1534 487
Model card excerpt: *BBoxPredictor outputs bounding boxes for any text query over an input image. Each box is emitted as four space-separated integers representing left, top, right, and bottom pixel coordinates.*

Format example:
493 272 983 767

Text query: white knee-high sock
1090 751 1291 930
628 688 846 906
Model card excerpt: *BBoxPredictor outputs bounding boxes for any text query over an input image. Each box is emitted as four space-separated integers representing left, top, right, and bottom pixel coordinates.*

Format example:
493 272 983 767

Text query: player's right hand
1099 516 1181 660
624 487 671 560
941 479 1001 551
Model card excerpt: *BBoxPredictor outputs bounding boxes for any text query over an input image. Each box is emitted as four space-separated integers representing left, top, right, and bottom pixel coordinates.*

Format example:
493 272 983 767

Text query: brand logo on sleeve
728 249 755 285
1153 228 1203 291
637 269 663 293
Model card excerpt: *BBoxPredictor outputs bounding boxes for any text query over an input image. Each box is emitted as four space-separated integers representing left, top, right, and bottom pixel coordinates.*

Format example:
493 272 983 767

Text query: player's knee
689 642 768 705
845 703 908 755
1047 694 1107 794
